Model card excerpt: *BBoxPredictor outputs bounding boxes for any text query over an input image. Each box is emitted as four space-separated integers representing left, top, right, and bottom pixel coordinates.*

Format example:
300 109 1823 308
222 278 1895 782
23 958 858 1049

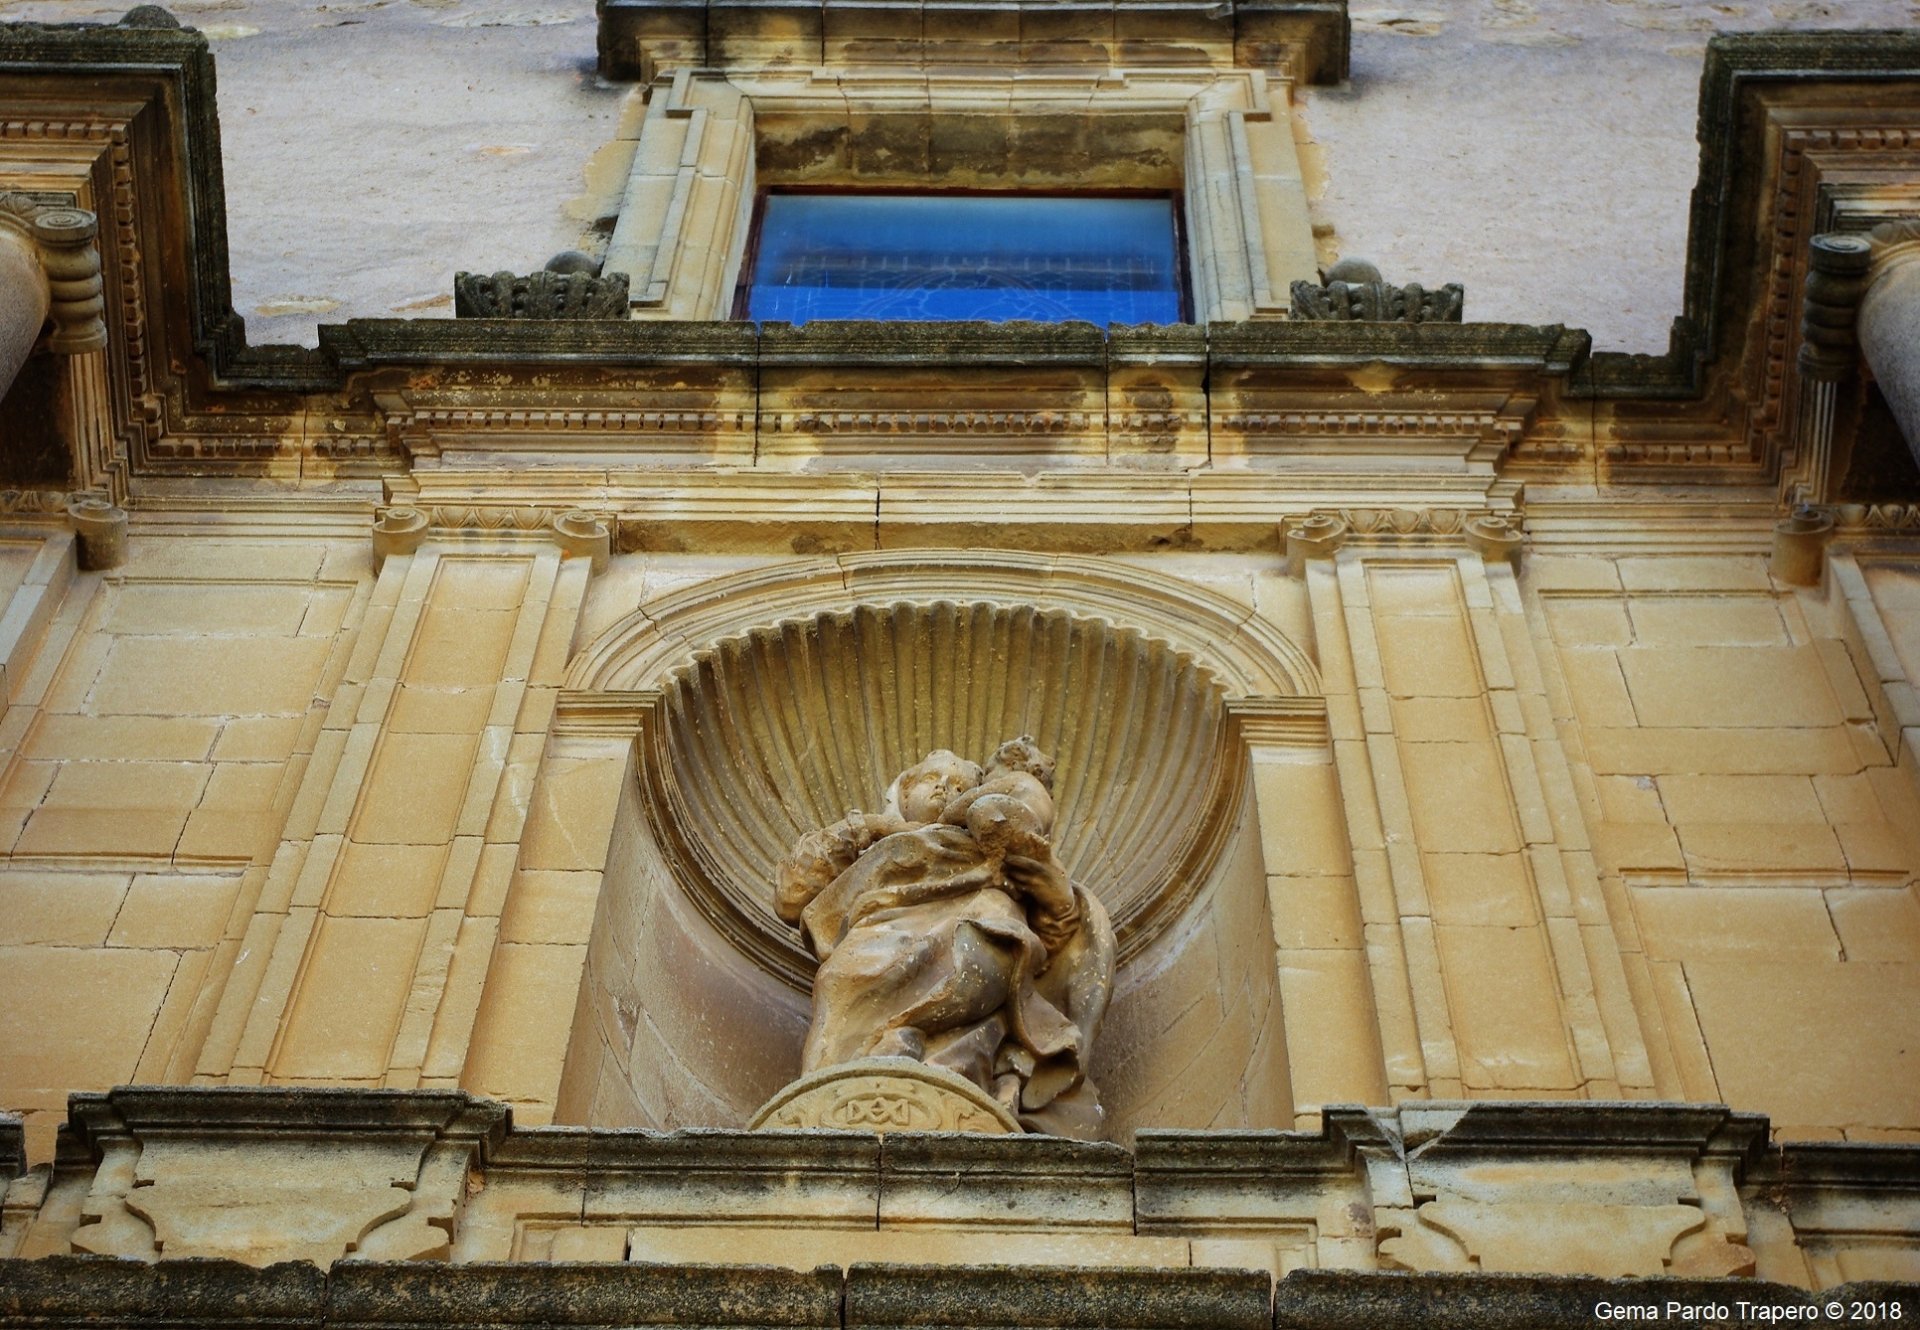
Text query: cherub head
886 749 984 824
986 735 1054 791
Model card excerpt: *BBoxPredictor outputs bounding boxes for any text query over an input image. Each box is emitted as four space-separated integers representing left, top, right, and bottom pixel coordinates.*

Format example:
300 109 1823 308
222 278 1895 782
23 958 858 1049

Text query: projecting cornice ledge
10 1088 1918 1286
321 318 1591 376
0 1259 1912 1328
594 0 1351 84
1573 27 1920 402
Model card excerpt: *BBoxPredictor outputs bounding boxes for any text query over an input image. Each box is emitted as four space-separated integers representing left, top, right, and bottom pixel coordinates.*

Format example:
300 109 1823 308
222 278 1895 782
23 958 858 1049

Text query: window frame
729 185 1195 325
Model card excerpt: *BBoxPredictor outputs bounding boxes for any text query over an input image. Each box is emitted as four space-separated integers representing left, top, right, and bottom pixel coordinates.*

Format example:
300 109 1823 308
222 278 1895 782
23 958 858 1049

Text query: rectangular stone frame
600 67 1319 323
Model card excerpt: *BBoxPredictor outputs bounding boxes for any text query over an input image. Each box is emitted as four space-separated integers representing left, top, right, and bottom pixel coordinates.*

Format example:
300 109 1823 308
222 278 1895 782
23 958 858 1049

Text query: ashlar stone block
1617 645 1844 729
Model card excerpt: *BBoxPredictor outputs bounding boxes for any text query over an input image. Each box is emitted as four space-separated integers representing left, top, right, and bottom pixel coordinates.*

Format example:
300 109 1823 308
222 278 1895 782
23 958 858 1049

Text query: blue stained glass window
743 193 1185 325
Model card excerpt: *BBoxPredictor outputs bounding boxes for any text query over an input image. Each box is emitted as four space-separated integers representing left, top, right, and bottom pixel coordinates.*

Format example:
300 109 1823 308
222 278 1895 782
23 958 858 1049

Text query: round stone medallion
749 1057 1021 1134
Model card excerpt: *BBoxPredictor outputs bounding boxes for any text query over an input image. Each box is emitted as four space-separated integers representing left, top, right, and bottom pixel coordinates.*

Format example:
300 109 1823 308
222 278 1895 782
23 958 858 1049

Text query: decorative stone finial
67 496 127 570
452 269 630 319
551 509 610 573
371 506 429 569
1770 504 1834 586
1290 271 1464 323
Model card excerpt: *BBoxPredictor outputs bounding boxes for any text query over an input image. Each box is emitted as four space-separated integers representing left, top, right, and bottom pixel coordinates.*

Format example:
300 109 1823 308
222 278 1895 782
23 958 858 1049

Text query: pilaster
204 522 603 1099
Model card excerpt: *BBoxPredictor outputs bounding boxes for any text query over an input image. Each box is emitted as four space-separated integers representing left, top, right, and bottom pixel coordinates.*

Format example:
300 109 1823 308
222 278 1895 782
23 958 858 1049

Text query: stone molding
595 0 1351 83
1224 695 1331 748
566 549 1322 699
8 1090 1917 1291
1281 508 1527 568
1 22 1914 485
550 688 655 739
368 505 619 571
1832 501 1920 534
596 68 1317 324
615 589 1250 982
1797 233 1874 384
61 1088 508 1267
1342 1103 1767 1278
0 1258 1912 1329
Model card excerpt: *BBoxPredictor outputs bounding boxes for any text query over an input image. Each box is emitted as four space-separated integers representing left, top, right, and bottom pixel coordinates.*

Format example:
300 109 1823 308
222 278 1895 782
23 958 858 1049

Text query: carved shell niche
640 600 1237 990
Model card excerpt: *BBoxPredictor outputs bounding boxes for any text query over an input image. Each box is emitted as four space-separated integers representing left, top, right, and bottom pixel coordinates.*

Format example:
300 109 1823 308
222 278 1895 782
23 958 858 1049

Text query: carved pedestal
749 1058 1021 1134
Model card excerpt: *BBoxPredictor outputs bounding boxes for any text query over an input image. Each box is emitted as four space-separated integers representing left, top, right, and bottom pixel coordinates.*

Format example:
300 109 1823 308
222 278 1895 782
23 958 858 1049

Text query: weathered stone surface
1270 1270 1910 1330
62 1088 508 1267
2 1092 1919 1292
326 1262 843 1327
452 271 630 321
842 1264 1271 1330
0 1257 1913 1328
0 1254 327 1326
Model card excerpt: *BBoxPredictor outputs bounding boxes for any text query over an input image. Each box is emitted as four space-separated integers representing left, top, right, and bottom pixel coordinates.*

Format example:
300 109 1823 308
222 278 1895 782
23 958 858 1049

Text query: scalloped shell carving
642 600 1237 988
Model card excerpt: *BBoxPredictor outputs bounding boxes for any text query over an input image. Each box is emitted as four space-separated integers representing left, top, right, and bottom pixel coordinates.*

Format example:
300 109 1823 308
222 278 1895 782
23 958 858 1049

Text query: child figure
940 736 1080 954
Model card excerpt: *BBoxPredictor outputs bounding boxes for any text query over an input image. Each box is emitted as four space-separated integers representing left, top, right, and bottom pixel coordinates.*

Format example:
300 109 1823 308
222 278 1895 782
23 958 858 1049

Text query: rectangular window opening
735 189 1190 326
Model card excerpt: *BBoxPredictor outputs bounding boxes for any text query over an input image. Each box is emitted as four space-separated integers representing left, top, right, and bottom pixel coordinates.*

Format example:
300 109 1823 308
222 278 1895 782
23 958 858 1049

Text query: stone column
1859 221 1920 464
0 197 106 399
0 215 49 400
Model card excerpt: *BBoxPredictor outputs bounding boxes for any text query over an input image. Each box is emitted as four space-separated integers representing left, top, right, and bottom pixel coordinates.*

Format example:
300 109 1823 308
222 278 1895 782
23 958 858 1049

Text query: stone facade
0 5 1916 1321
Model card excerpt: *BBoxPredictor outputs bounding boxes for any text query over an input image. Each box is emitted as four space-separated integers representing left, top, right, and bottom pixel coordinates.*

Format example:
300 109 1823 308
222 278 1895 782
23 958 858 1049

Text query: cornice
0 21 1915 492
595 0 1350 84
63 1085 509 1161
1574 28 1920 401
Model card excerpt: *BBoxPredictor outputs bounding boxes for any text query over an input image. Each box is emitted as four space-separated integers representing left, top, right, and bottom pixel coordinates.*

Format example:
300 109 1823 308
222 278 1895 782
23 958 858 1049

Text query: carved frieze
1833 501 1920 532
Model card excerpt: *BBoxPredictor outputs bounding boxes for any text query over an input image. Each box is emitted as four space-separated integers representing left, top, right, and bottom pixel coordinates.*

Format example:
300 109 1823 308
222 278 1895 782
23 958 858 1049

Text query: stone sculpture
771 739 1116 1139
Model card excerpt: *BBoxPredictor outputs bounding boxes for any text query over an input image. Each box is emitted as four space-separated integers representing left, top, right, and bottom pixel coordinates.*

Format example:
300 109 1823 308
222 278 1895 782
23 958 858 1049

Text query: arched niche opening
556 553 1321 1139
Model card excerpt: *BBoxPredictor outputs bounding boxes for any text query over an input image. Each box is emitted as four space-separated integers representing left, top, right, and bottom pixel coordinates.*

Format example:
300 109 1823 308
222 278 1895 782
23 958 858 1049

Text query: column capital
0 193 105 355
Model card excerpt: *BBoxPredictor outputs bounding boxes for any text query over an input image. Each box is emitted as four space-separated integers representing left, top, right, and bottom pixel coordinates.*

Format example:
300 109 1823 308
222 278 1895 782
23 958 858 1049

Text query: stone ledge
0 1258 1913 1328
63 1086 510 1160
595 0 1350 84
10 1092 1920 1282
1271 1272 1919 1330
842 1263 1271 1329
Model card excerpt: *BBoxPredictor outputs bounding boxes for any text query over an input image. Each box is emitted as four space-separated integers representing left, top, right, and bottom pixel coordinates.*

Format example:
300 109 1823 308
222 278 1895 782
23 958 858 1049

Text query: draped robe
782 818 1114 1139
